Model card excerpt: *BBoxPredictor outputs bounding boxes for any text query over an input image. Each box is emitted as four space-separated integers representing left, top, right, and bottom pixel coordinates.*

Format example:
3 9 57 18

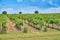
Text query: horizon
0 0 60 14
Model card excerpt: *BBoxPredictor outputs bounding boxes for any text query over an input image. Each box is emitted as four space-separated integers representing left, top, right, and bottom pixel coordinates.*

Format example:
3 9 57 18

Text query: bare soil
23 21 39 33
6 17 18 33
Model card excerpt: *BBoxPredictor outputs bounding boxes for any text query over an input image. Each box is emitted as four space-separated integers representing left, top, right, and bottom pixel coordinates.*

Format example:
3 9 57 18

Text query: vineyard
0 14 60 40
0 14 60 33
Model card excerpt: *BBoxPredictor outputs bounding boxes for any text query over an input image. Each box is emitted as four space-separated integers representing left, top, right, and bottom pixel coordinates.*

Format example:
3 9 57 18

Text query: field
0 14 60 40
0 31 60 40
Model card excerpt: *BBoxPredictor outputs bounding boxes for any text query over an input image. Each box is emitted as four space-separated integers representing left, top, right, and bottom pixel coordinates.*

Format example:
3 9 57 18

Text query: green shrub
0 26 6 34
0 18 7 34
0 22 6 34
23 27 28 33
43 27 47 32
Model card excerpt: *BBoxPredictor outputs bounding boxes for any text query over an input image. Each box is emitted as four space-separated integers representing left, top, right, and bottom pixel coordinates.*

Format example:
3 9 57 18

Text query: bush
43 27 47 32
23 27 28 33
0 26 6 34
0 29 6 34
0 21 6 34
2 11 7 14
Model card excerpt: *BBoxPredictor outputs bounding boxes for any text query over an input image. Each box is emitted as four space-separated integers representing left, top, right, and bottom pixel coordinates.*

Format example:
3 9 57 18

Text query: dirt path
6 17 18 33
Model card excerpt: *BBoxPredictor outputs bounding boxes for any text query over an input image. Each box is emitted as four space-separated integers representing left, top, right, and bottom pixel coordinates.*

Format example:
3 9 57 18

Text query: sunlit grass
0 29 60 40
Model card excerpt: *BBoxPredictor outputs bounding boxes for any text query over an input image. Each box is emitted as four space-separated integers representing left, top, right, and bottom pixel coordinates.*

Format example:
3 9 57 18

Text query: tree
19 12 22 14
2 11 7 14
34 10 39 14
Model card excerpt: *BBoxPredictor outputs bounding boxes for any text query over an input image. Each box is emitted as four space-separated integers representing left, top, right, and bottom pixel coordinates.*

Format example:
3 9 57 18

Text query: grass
0 28 60 40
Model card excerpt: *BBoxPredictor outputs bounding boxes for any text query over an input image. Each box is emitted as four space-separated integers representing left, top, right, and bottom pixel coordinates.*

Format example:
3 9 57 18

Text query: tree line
2 10 39 14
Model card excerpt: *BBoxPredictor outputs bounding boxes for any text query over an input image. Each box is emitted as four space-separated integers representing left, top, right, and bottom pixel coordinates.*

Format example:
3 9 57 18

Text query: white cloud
19 6 40 13
17 0 22 2
0 7 60 14
49 0 53 5
48 0 59 7
30 0 36 2
31 0 46 2
0 6 40 14
42 7 60 13
1 8 15 14
42 0 46 2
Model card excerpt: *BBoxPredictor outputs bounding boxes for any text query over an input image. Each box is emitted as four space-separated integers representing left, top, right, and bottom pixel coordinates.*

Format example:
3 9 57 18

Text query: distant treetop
34 10 39 14
2 11 7 14
19 12 22 14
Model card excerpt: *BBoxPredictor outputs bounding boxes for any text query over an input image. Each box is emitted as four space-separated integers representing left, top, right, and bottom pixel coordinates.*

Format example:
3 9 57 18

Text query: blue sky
0 0 60 13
